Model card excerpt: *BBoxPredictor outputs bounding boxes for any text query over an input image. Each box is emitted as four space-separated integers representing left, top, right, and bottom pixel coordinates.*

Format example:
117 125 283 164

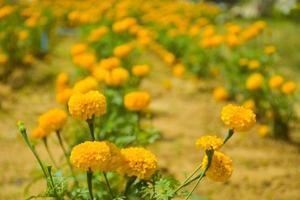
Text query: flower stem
18 122 48 179
43 137 58 168
103 172 114 199
87 116 95 141
47 166 59 198
87 170 94 200
124 176 136 197
56 130 78 186
223 128 234 145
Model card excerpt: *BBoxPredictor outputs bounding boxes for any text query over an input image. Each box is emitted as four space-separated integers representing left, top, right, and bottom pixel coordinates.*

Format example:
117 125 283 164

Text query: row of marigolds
18 91 256 199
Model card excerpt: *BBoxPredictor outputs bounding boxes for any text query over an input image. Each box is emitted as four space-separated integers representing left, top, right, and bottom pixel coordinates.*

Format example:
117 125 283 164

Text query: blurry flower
38 109 67 133
196 135 223 151
242 99 256 111
132 64 150 77
258 124 270 137
105 67 129 86
247 60 260 70
213 87 229 102
18 30 28 41
88 26 108 42
113 44 133 58
221 104 256 132
201 151 233 182
70 141 122 172
31 127 47 139
73 76 98 94
264 45 276 55
269 75 284 89
56 88 73 104
124 91 151 111
92 67 109 82
0 53 8 64
246 73 264 90
98 57 120 70
68 90 106 120
23 54 34 65
238 58 248 66
281 81 296 94
73 53 96 70
163 52 175 65
71 43 87 56
120 147 157 180
113 17 137 33
172 64 185 77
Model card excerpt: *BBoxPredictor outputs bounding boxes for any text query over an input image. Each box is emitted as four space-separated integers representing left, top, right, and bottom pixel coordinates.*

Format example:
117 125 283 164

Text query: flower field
0 1 300 200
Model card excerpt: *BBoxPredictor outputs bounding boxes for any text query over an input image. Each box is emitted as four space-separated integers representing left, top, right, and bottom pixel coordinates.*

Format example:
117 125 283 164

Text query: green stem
18 122 48 179
43 137 58 168
223 128 234 145
56 130 78 186
103 172 114 199
87 170 94 200
124 176 136 197
87 116 95 141
47 166 59 198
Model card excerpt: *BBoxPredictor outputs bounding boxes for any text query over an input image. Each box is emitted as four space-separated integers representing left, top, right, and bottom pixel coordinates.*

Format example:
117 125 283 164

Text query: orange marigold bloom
105 67 129 86
172 64 185 77
56 88 73 104
98 57 121 70
213 86 229 102
264 45 276 55
73 76 98 94
269 75 284 89
124 91 151 111
246 73 264 90
68 90 106 120
281 81 296 94
132 64 150 77
247 60 260 70
196 135 223 150
38 109 67 133
113 44 133 58
73 53 96 70
258 124 270 137
92 67 109 82
31 127 47 139
71 43 87 56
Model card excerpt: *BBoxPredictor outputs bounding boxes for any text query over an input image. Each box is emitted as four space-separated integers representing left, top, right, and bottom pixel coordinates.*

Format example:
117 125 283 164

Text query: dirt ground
0 39 300 200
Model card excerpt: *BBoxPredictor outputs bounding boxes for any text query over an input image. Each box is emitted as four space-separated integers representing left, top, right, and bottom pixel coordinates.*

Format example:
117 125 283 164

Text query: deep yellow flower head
242 99 256 111
163 52 175 65
172 64 185 77
56 73 69 91
132 64 150 77
92 67 109 82
269 75 284 89
105 67 129 86
124 91 151 111
258 124 270 137
264 45 276 55
221 104 256 132
238 58 248 66
71 43 87 56
201 151 233 182
247 60 260 70
88 26 109 42
73 76 98 94
73 53 96 70
0 53 8 64
68 90 106 120
99 57 121 70
281 81 296 94
113 17 137 33
246 73 264 90
31 127 47 139
213 86 229 102
113 44 133 58
120 147 158 180
56 88 73 104
38 109 67 133
196 135 223 151
18 30 29 41
70 141 122 172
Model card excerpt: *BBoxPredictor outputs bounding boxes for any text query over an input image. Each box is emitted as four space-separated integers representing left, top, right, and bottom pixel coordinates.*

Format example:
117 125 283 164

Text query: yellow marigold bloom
239 58 248 66
246 73 264 90
73 53 96 70
99 57 121 70
242 99 256 111
92 67 109 82
226 34 241 47
201 151 233 182
124 91 151 111
281 81 296 94
73 76 98 94
196 135 223 150
213 86 229 102
163 52 175 65
31 127 47 139
18 30 28 41
105 67 129 86
68 90 106 120
56 73 69 91
38 109 67 133
264 45 276 55
258 124 270 137
25 17 37 27
88 26 108 42
0 53 8 64
132 64 150 77
247 60 260 70
221 104 256 132
0 5 14 19
71 43 87 56
172 64 185 77
70 141 122 172
269 75 284 89
113 44 133 58
120 147 158 180
56 88 73 104
113 17 137 33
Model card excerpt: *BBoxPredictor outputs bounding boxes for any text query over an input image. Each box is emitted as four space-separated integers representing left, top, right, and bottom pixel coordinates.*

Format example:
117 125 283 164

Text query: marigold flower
31 127 47 139
70 141 122 172
132 64 150 77
163 52 175 65
242 99 256 111
201 151 233 182
88 26 108 42
269 75 284 89
258 124 270 137
98 57 120 70
247 60 260 70
239 58 248 66
56 73 69 92
18 30 28 41
172 64 185 77
73 53 96 70
120 147 158 180
246 73 264 90
221 104 256 132
113 44 133 58
56 88 73 104
73 76 98 94
0 53 8 64
213 86 229 102
92 67 109 82
38 109 67 133
124 91 151 111
105 67 129 86
281 81 296 94
71 43 87 56
264 45 276 55
196 135 223 150
68 90 106 120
